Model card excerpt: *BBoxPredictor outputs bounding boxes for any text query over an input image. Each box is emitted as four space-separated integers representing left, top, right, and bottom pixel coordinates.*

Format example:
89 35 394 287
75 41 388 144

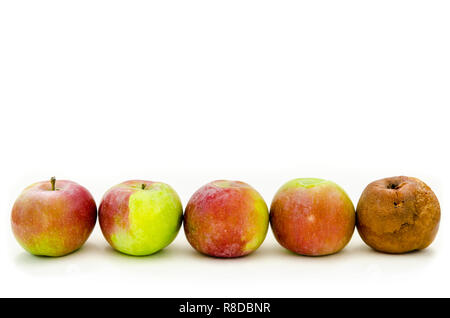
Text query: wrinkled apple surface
356 176 440 253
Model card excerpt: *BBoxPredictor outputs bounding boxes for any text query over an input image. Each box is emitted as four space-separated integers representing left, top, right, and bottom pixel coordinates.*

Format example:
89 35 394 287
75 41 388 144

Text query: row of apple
11 176 440 258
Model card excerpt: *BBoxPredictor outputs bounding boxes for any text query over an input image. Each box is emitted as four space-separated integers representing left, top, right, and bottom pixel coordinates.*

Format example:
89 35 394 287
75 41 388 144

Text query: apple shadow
12 242 100 275
12 238 438 280
100 243 198 262
250 243 356 261
338 242 438 276
248 240 437 271
14 242 91 262
349 243 436 257
172 243 287 262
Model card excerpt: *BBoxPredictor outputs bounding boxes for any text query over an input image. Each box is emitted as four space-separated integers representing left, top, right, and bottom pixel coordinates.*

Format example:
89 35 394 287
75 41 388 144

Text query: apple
11 177 97 256
356 176 440 253
184 180 269 258
270 178 355 256
98 180 183 256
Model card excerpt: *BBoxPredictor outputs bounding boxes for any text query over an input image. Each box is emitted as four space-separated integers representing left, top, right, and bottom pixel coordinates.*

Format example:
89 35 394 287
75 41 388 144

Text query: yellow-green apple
11 177 97 256
99 180 183 256
270 178 355 256
356 176 440 253
184 180 269 258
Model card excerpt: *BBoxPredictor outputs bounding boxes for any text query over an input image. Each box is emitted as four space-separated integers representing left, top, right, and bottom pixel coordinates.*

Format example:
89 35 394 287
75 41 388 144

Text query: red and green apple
11 177 97 256
270 178 355 256
99 180 183 256
184 180 269 258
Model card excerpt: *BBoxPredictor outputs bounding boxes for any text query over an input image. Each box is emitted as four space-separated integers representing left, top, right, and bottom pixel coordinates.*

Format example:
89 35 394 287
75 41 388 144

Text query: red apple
11 177 97 256
184 180 269 258
270 178 355 256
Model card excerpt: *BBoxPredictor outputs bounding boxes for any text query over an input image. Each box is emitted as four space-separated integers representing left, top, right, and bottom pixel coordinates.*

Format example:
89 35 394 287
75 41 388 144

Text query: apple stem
141 183 146 190
50 177 56 191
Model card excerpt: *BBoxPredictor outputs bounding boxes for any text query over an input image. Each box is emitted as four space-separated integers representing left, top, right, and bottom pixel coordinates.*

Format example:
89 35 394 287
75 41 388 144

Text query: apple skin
356 176 440 253
270 178 355 256
184 180 269 258
11 179 97 257
99 180 183 256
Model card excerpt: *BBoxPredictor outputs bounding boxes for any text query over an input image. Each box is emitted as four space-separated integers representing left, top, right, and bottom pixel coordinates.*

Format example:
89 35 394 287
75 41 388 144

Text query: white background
0 1 449 297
